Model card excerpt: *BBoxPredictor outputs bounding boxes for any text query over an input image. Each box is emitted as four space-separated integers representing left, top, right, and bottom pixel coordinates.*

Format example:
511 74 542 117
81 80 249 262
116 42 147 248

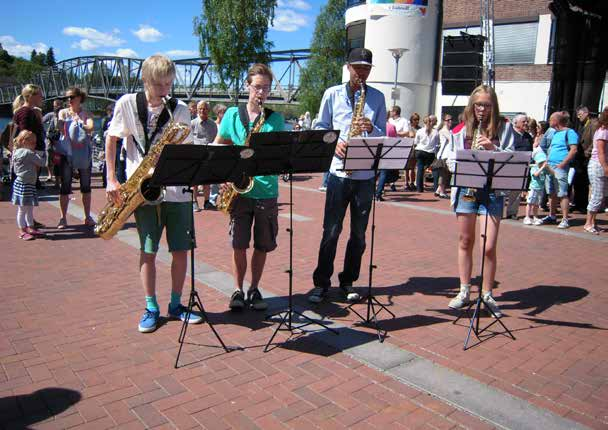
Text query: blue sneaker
167 304 203 324
138 309 160 333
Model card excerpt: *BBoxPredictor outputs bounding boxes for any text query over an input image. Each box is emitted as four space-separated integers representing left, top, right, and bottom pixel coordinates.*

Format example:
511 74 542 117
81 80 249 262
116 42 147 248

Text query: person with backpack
56 87 96 229
539 111 578 229
105 54 202 333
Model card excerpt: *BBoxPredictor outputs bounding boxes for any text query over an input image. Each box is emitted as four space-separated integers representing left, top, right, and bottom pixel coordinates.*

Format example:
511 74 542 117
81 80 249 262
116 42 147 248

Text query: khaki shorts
230 196 278 252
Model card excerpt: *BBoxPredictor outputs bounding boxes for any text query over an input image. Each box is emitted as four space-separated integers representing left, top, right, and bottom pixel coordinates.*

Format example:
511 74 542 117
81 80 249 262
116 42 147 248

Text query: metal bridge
0 49 311 106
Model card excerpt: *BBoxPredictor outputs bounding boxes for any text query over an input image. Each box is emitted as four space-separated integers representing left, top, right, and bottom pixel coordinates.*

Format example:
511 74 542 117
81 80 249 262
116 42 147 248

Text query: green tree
298 0 347 116
193 0 277 102
46 47 56 66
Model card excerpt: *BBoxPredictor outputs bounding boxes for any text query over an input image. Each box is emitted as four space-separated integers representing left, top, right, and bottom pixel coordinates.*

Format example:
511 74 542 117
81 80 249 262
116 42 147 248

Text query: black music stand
247 129 341 351
341 136 414 341
151 144 249 367
451 149 531 350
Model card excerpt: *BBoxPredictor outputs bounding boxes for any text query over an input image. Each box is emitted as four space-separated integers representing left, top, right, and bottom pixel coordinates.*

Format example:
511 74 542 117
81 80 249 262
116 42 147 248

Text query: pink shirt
386 122 397 138
591 127 608 162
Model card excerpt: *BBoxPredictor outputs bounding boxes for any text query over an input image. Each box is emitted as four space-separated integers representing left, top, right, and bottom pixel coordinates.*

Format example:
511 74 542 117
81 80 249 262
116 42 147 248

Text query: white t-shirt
107 93 193 203
414 127 439 153
389 116 410 134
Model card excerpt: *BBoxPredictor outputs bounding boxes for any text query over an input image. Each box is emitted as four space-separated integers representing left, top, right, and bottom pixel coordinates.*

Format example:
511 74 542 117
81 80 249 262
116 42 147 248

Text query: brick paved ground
0 174 607 429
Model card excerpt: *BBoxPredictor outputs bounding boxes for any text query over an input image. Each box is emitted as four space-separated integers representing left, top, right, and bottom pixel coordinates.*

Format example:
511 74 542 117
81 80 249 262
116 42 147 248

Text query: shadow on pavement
498 285 588 315
0 388 81 429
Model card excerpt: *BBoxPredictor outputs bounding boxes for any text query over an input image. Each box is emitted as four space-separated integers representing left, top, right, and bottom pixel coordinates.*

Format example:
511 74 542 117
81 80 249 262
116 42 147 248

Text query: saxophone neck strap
238 104 273 136
135 92 177 156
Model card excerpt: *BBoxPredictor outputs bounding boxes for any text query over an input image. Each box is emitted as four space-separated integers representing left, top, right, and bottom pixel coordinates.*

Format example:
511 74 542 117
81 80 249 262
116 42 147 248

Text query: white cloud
132 25 163 43
0 35 48 58
102 48 139 58
63 26 124 50
271 9 309 32
277 0 311 10
165 50 199 58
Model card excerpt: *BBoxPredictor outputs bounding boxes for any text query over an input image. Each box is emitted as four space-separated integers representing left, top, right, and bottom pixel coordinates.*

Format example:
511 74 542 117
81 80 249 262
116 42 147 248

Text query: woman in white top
413 115 439 192
447 84 514 318
432 114 453 197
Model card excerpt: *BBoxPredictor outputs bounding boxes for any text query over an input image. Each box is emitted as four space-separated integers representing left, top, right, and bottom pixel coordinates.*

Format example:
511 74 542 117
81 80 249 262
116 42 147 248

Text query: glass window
347 0 366 8
347 21 366 52
495 22 538 64
443 21 539 65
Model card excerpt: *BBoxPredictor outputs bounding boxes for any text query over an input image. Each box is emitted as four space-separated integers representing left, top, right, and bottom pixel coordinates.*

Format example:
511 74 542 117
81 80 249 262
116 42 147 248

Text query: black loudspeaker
442 35 485 96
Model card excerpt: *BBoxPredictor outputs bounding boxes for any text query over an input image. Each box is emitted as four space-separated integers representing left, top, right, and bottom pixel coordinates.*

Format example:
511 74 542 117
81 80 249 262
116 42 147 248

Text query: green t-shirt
219 106 285 199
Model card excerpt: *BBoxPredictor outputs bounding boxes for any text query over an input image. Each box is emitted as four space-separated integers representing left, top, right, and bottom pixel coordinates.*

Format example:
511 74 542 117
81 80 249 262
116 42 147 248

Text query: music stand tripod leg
175 188 230 369
264 173 338 351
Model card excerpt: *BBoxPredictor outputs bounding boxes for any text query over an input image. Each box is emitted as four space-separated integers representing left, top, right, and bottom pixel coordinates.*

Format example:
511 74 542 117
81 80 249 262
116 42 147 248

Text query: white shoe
532 217 543 226
523 217 533 225
558 218 570 229
318 186 327 192
449 286 470 309
482 292 503 318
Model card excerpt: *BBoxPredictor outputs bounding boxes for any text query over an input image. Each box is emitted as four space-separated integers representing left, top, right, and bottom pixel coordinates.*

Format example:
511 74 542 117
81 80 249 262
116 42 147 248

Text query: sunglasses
67 95 79 100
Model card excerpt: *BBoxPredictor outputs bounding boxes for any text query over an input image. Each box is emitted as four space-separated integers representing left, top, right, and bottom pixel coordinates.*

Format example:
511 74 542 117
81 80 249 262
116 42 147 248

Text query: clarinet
462 114 484 202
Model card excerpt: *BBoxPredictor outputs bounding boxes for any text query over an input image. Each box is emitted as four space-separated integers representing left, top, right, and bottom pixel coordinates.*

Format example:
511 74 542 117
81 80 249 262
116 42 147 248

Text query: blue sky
2 0 324 61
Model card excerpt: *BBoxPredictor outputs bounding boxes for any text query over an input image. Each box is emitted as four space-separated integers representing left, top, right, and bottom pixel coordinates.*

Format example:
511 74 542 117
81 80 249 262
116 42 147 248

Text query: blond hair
141 54 176 83
12 84 41 113
464 84 502 140
13 130 35 150
246 63 273 84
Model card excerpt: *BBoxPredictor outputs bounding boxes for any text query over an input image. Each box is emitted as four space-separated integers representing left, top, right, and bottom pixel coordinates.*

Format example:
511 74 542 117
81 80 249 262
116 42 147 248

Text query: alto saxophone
216 99 266 214
344 80 366 176
95 97 191 240
462 117 484 202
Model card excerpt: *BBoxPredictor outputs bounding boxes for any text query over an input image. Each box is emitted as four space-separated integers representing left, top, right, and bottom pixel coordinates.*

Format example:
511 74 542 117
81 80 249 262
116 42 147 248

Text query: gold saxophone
344 80 366 176
94 98 191 240
462 117 484 202
216 99 265 214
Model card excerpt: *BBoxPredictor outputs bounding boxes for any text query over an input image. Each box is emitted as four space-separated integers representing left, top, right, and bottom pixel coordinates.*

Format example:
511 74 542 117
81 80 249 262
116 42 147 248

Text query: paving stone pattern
0 175 606 429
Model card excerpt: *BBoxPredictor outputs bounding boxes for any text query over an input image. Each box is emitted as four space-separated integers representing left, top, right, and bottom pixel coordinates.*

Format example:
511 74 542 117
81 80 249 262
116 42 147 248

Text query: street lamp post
388 48 408 107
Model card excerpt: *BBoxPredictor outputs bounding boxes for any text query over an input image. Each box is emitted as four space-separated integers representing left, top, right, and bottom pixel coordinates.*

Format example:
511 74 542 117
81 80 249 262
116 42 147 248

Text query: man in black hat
308 48 387 304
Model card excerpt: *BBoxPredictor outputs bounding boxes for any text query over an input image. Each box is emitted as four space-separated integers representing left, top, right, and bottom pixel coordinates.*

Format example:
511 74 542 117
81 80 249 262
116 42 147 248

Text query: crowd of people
1 49 606 331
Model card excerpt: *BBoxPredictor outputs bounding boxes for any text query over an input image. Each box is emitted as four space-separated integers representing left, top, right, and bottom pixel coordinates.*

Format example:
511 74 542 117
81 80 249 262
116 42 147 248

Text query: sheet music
453 150 531 191
343 137 414 171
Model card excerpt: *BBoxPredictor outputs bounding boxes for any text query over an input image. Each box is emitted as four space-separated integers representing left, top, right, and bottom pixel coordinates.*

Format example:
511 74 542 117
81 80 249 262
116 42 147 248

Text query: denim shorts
545 167 569 198
453 187 504 216
230 196 278 252
134 202 193 254
526 188 543 205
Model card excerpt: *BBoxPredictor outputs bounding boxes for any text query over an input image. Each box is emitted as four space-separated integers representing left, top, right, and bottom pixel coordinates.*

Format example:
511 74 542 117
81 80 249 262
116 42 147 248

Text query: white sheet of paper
453 150 531 191
343 137 414 171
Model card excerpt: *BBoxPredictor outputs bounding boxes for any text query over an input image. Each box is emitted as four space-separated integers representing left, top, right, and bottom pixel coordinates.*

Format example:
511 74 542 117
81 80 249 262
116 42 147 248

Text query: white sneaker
449 286 470 309
482 292 503 318
557 218 570 229
318 186 327 192
532 217 543 226
523 217 533 225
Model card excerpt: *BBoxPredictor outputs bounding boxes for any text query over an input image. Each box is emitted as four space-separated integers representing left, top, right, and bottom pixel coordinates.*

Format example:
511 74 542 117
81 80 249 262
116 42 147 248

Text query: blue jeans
313 174 374 288
322 171 329 187
415 150 435 192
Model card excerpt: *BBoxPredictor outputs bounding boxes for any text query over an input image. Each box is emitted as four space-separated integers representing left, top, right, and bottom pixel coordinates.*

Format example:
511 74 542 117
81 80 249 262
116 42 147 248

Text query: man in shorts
105 54 203 333
214 63 285 311
541 111 578 229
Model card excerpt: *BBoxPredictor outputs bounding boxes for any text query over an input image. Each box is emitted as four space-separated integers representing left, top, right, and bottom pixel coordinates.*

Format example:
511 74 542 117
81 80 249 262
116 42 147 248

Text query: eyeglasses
474 102 492 110
446 118 453 122
251 84 271 93
67 95 78 100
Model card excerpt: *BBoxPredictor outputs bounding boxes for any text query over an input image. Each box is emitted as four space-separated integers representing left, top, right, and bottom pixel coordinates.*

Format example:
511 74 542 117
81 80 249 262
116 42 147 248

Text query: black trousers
572 158 589 211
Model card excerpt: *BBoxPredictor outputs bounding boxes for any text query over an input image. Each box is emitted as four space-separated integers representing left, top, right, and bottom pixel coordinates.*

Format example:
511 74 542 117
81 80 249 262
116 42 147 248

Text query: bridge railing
0 50 310 106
